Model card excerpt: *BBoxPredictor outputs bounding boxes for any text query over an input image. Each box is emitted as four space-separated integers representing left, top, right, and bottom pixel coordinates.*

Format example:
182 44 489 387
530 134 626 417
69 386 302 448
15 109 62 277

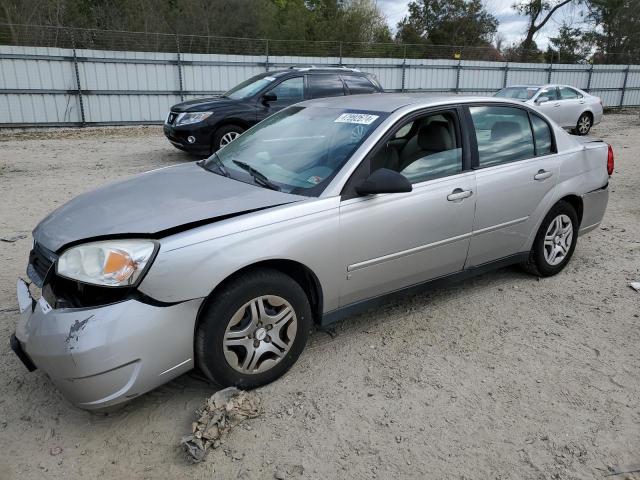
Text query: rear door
465 104 559 267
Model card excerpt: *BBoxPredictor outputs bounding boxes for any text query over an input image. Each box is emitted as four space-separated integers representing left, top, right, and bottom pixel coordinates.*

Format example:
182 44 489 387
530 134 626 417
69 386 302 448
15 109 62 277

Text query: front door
257 76 304 122
465 104 559 267
338 109 476 307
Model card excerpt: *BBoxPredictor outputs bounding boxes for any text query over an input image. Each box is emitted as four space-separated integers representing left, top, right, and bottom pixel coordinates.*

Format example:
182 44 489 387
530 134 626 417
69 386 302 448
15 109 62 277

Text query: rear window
469 106 535 167
308 75 345 99
343 75 377 94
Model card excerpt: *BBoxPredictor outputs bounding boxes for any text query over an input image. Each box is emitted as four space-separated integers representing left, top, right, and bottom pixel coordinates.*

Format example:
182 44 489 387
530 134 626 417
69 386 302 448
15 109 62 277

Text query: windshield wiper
201 152 229 177
232 160 280 191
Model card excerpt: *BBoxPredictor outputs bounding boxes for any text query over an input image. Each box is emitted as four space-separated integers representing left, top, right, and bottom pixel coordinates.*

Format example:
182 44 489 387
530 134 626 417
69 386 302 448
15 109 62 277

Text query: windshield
223 74 278 100
202 106 387 196
494 86 540 101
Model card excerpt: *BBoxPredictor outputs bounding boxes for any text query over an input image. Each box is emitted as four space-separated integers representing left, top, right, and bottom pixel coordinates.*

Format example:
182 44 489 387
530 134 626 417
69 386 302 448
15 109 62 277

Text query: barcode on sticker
335 113 379 125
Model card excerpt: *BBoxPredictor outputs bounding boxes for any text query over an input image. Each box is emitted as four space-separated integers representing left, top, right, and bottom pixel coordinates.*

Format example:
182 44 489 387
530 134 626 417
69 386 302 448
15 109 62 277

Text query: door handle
447 188 473 201
534 169 553 181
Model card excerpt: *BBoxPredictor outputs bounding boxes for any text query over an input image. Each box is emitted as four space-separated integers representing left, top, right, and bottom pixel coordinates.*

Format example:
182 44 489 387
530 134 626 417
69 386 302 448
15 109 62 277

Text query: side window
308 75 345 99
559 86 581 100
270 77 304 103
343 75 377 94
539 87 559 101
529 113 553 155
370 111 462 184
469 106 535 167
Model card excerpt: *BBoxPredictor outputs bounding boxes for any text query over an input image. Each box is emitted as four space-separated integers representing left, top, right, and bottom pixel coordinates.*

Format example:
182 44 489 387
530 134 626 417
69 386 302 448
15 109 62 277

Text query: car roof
297 93 527 113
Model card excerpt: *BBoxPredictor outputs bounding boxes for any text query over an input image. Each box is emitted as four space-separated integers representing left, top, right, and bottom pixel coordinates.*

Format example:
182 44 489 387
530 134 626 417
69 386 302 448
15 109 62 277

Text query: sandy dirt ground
0 115 639 480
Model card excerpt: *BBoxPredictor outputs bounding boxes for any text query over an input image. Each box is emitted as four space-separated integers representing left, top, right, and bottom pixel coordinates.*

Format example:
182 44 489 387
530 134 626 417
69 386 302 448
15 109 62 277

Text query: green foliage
544 23 590 63
395 0 498 46
585 0 640 63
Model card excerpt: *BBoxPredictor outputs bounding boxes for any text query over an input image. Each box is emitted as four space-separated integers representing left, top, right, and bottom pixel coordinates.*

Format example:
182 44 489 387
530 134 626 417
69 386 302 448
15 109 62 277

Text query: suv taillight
607 144 614 176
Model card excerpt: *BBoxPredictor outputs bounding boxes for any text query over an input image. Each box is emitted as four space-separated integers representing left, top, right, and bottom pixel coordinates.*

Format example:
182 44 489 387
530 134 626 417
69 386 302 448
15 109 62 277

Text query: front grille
27 243 57 287
166 111 178 125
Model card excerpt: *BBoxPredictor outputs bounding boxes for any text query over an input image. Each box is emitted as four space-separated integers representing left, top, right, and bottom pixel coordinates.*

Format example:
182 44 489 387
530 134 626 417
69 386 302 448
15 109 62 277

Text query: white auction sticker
335 113 379 125
264 76 276 82
38 296 52 314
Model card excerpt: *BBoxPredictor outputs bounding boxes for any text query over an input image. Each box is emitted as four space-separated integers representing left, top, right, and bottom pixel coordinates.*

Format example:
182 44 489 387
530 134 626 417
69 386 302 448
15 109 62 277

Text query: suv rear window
343 75 377 94
308 75 345 99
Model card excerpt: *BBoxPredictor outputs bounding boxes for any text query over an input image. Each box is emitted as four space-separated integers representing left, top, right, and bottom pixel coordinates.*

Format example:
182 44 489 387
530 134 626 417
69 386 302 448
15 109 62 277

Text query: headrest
417 122 452 151
491 121 522 142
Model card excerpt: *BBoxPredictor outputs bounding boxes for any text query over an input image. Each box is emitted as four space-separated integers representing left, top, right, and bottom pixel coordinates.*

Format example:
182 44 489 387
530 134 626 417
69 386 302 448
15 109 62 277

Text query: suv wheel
213 125 245 152
522 201 578 277
195 269 312 388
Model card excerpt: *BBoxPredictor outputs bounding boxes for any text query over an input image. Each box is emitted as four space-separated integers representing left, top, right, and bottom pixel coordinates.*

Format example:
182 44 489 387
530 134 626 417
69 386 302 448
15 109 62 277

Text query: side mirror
536 96 550 105
262 92 277 104
355 168 412 196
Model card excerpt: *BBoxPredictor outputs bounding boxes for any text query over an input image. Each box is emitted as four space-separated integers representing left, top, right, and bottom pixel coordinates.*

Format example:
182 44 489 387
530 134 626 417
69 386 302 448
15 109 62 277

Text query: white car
495 84 603 135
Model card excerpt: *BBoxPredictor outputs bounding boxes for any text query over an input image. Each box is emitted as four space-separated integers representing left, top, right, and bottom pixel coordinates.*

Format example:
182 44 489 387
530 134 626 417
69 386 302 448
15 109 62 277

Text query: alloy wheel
223 295 297 374
543 214 573 266
220 131 240 147
577 115 591 135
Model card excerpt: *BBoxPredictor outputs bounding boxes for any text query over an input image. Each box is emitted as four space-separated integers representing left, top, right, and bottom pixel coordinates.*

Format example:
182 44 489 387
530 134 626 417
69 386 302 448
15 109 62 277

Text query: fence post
339 42 342 66
455 58 462 94
586 63 594 92
401 45 407 92
69 29 86 127
620 64 630 107
265 40 270 72
547 60 553 83
503 62 509 88
175 35 184 101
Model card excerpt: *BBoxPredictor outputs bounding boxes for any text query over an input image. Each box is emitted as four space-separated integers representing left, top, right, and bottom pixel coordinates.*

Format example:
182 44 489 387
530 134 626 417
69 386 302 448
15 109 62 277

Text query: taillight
607 144 614 176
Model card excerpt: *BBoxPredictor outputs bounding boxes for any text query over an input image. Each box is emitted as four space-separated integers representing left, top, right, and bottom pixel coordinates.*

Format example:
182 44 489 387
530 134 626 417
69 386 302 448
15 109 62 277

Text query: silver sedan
12 94 612 409
494 84 604 135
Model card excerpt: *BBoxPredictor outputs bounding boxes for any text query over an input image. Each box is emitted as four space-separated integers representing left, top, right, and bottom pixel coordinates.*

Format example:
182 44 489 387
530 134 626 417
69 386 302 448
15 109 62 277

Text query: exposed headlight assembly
175 111 213 126
57 240 157 287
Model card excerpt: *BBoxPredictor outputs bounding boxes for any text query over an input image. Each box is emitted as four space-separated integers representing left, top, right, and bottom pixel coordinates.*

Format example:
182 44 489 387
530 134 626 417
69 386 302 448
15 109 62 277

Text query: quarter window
529 113 553 155
343 75 377 94
308 75 345 99
469 106 535 167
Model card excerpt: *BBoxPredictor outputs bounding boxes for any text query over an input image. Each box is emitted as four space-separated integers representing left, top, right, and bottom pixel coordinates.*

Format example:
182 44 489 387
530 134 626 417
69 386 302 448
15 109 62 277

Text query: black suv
163 66 383 155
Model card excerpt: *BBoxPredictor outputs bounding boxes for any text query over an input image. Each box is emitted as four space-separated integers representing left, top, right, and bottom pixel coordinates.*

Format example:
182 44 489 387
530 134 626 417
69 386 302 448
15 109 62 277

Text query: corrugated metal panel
1 45 639 126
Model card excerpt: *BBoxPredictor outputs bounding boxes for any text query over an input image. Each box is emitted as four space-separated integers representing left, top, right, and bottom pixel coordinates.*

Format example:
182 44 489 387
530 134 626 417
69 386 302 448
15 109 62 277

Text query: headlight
57 240 157 287
175 111 213 126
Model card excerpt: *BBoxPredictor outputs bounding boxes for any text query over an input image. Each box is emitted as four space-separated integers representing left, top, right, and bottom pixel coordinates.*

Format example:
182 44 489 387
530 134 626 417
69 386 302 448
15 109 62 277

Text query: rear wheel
522 201 578 277
212 125 244 152
574 112 592 136
195 269 312 388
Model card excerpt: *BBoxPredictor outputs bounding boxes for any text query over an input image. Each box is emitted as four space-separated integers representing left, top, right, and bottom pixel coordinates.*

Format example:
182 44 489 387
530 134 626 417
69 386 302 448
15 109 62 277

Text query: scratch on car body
65 316 93 346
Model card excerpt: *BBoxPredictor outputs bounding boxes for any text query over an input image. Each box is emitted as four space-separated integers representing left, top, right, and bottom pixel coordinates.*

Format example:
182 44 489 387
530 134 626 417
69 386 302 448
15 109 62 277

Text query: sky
376 0 589 49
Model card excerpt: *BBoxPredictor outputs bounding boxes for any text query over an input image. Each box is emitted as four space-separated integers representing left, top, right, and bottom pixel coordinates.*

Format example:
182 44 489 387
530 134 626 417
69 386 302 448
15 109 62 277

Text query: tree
514 0 575 60
395 0 498 46
544 22 591 63
584 0 640 63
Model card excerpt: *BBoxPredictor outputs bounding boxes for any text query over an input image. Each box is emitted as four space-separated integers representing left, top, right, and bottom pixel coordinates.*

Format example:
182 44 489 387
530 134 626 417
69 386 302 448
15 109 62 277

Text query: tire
522 201 579 277
574 112 592 136
212 124 245 152
195 269 312 389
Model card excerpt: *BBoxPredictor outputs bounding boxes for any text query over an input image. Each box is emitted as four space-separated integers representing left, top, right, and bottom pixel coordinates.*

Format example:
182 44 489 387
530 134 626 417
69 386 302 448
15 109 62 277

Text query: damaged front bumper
12 279 203 410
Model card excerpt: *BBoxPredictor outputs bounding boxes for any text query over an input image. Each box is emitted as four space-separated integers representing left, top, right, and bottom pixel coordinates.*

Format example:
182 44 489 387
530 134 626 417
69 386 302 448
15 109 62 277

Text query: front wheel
574 113 592 136
522 201 578 277
212 125 245 152
195 269 312 389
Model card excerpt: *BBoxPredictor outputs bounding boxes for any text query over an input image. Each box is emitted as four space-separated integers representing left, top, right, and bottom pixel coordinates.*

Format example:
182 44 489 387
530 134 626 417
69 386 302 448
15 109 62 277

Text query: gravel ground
0 115 639 480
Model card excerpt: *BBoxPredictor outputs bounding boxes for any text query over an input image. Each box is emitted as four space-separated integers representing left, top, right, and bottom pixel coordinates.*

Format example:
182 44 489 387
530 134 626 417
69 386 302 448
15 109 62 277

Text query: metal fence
1 24 639 128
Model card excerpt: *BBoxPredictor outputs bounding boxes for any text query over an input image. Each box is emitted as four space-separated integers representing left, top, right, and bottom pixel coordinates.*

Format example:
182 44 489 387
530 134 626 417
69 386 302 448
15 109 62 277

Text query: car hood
33 162 304 252
171 96 244 112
